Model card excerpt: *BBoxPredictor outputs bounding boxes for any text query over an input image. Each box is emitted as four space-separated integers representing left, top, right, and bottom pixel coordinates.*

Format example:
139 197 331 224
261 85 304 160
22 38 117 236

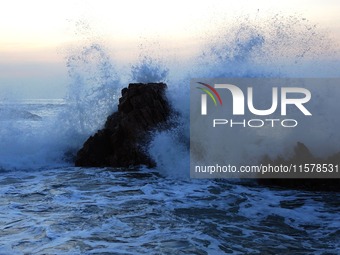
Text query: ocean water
0 165 339 255
1 14 340 254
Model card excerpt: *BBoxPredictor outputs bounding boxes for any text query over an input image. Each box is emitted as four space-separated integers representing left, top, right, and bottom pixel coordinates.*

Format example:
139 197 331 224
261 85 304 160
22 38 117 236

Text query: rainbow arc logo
196 82 223 106
196 82 223 115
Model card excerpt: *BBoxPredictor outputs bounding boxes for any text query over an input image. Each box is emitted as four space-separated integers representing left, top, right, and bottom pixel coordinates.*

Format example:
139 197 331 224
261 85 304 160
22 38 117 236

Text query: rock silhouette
75 83 171 168
259 142 340 191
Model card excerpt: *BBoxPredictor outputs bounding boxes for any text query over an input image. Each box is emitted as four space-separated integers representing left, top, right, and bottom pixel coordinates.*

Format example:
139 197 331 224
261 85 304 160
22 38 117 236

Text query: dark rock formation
258 142 340 191
75 83 171 168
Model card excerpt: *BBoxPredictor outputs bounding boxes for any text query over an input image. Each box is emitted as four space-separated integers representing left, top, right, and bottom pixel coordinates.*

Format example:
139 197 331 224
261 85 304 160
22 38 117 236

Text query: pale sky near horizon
1 0 340 98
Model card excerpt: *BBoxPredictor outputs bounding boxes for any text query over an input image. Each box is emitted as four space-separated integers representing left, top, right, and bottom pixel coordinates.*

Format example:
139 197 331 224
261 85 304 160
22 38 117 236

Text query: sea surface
1 14 340 254
0 101 339 255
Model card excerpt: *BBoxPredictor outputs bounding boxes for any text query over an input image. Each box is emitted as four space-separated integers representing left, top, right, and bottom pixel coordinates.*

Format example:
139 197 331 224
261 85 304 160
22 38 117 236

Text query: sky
1 0 340 99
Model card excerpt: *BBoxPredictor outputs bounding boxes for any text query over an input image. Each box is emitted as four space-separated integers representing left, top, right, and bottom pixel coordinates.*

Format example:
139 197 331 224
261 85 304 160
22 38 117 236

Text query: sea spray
148 14 340 177
197 14 336 78
62 43 121 135
0 14 339 172
0 43 121 170
131 56 169 83
0 102 68 170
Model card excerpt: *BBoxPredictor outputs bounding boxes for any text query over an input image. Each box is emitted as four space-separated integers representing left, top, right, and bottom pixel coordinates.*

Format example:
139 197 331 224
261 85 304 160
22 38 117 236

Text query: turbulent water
1 14 340 254
0 157 339 254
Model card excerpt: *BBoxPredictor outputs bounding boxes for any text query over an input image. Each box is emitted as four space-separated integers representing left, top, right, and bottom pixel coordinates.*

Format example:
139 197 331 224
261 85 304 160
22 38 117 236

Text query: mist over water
0 13 339 255
0 14 339 172
149 14 340 177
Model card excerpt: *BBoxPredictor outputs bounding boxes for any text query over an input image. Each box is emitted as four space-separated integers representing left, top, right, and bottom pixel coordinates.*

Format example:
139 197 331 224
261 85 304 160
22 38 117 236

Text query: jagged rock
258 142 340 191
75 83 171 168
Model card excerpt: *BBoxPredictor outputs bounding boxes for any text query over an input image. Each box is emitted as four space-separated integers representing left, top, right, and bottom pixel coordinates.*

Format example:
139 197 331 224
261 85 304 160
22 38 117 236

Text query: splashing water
0 14 339 172
0 43 121 170
0 13 339 255
148 14 339 177
131 56 169 83
63 43 121 135
198 14 336 78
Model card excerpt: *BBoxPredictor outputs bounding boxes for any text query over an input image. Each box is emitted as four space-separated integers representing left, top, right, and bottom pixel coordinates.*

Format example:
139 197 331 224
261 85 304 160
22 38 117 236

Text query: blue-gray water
0 101 339 255
0 166 339 255
1 15 340 253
